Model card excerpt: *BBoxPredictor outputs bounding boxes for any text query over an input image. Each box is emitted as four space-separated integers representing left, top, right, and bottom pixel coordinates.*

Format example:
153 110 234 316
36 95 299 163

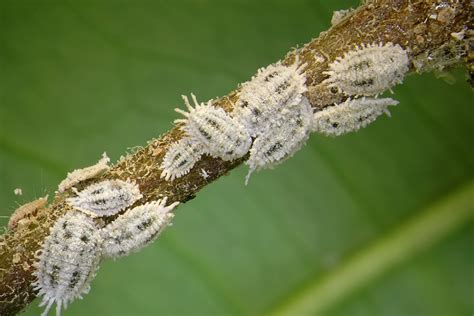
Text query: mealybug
101 198 179 258
311 97 399 136
8 195 48 230
331 8 354 26
33 212 102 316
58 152 110 193
323 42 409 96
245 97 313 184
160 137 203 181
234 61 307 137
67 179 142 217
175 94 252 160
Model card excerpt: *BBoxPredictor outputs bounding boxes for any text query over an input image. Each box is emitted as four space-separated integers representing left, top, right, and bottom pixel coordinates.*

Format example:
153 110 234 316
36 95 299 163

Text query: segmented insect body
234 61 307 137
67 179 142 217
312 97 399 136
101 198 179 259
33 212 102 316
175 94 252 160
160 138 203 181
58 152 110 193
8 195 48 230
323 42 409 96
245 97 313 184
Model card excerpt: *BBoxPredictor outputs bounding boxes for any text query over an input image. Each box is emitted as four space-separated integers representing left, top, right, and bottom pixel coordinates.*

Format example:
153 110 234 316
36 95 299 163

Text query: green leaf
1 1 472 315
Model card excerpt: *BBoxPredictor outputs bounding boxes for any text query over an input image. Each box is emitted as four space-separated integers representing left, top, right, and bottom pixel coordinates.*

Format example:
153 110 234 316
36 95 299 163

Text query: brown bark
0 0 472 315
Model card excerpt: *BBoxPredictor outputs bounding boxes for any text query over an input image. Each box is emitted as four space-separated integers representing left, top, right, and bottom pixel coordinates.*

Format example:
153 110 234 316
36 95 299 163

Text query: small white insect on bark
175 94 252 161
311 97 399 136
160 137 203 181
67 179 142 217
330 8 354 26
323 42 409 96
58 152 110 193
33 212 102 316
100 198 179 259
200 168 210 179
245 97 313 184
8 195 48 230
234 60 307 137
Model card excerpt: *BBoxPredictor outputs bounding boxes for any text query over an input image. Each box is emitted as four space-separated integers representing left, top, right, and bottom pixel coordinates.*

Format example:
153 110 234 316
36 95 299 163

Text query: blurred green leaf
0 1 472 316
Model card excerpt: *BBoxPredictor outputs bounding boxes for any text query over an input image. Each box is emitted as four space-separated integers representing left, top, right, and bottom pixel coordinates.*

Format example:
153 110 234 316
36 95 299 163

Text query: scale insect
160 137 203 181
67 179 142 217
323 42 409 96
175 94 252 161
234 60 307 137
101 198 179 258
245 97 313 184
8 195 48 230
33 212 102 316
57 152 110 193
311 97 399 136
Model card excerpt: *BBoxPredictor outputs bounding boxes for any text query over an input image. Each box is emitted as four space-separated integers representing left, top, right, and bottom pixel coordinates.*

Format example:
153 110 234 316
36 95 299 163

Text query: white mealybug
100 198 179 258
234 60 307 137
67 179 142 217
323 42 409 96
330 8 354 26
311 97 399 136
200 168 210 180
33 212 102 316
175 94 252 160
8 195 48 230
57 152 110 193
160 137 203 181
245 97 313 184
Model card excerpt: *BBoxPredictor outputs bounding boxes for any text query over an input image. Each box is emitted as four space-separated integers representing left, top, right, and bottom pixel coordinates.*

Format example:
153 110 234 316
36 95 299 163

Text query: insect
323 42 409 96
234 60 307 137
245 97 313 184
67 179 142 217
101 198 179 258
330 8 355 26
34 196 179 316
175 94 252 161
160 137 204 181
311 97 399 136
57 152 110 193
33 212 102 316
8 195 48 230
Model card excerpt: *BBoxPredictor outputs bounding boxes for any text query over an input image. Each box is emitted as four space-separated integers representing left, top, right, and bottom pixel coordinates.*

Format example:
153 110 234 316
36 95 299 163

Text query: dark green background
1 1 472 315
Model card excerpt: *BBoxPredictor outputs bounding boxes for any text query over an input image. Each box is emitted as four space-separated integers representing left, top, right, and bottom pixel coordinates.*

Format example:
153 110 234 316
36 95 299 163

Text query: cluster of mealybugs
160 41 409 183
161 59 312 183
33 40 410 316
34 177 179 316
